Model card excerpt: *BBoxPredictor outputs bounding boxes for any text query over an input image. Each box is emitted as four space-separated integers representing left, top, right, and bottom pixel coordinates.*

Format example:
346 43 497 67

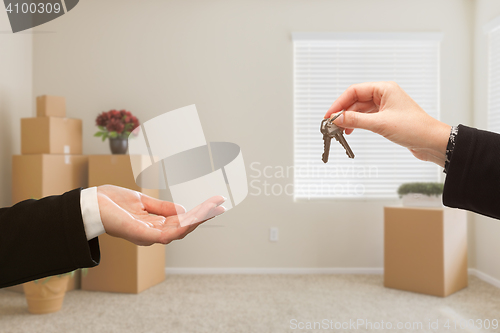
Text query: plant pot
23 275 70 314
401 193 443 207
109 138 128 154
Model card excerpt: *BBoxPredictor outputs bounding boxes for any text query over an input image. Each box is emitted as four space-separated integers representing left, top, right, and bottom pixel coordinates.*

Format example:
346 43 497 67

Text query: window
293 33 442 199
486 18 500 133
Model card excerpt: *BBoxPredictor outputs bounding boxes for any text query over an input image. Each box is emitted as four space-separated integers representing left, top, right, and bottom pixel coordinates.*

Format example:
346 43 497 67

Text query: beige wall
33 0 473 269
0 11 32 207
472 0 500 281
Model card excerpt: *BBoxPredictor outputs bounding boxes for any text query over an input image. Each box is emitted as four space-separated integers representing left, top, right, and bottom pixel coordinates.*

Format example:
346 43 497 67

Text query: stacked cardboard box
7 95 88 293
81 155 164 294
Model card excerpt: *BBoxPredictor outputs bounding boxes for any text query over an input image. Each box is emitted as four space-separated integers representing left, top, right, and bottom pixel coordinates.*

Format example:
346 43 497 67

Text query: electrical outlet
270 227 279 242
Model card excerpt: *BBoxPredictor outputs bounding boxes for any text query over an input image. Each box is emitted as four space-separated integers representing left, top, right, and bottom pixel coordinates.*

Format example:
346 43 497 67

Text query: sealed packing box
87 154 158 198
8 154 89 292
12 154 88 204
384 207 468 297
36 95 66 117
21 117 82 155
82 155 163 293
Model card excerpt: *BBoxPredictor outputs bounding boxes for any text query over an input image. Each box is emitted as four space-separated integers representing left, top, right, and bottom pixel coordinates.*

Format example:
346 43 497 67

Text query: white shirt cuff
80 187 105 240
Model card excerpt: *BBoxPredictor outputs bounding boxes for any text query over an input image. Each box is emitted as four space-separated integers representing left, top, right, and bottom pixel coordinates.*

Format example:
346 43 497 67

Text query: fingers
140 193 186 217
331 110 382 133
130 225 163 246
345 128 354 135
179 196 227 227
135 196 227 245
324 81 396 119
345 101 379 114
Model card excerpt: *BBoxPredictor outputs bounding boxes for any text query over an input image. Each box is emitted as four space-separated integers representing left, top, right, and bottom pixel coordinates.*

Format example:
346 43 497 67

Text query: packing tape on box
128 105 248 221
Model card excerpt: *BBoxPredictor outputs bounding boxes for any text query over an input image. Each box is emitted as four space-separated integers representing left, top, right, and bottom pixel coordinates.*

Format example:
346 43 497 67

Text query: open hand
96 185 226 246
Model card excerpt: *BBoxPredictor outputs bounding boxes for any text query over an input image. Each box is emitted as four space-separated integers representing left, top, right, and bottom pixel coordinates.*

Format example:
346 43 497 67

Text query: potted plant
23 269 87 314
398 183 444 207
94 110 140 154
397 182 444 207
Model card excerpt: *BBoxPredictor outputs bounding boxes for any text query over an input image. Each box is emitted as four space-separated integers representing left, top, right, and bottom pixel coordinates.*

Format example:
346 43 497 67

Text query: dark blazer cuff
443 124 500 219
443 124 473 208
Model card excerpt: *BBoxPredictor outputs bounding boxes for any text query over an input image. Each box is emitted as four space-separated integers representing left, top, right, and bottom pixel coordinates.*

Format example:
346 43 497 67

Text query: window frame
292 32 443 201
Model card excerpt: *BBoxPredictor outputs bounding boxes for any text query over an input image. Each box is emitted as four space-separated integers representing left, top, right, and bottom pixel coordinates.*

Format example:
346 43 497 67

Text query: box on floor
81 155 164 294
384 206 468 297
7 154 89 292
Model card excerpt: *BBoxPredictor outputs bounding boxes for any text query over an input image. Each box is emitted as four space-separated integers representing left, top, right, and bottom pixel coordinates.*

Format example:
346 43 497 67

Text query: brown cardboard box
82 155 163 293
36 95 66 117
8 154 88 293
21 117 82 155
87 155 158 199
384 207 468 297
12 155 88 204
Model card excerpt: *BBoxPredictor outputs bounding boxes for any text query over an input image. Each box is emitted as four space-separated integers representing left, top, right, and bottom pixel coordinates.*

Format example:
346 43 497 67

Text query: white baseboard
468 268 500 289
165 267 499 289
165 267 384 275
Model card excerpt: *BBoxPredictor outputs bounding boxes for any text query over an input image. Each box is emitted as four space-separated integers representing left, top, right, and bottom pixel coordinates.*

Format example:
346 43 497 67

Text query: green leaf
94 132 104 137
109 131 118 139
98 126 106 131
102 132 108 142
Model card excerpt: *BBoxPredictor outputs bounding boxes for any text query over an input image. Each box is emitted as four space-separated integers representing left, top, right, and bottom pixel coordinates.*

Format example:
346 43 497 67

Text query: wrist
429 121 451 157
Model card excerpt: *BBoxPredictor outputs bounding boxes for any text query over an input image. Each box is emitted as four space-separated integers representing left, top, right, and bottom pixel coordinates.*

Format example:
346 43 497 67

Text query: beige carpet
1 275 499 333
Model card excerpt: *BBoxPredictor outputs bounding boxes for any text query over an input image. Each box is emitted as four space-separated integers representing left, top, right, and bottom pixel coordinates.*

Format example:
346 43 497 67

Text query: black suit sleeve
443 124 500 220
0 188 100 288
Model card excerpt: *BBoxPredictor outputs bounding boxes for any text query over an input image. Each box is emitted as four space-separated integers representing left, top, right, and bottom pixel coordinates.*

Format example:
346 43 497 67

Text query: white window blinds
487 24 500 133
293 33 442 199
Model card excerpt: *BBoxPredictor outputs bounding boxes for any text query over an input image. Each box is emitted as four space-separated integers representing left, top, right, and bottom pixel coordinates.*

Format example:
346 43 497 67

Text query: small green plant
34 268 88 284
397 182 444 198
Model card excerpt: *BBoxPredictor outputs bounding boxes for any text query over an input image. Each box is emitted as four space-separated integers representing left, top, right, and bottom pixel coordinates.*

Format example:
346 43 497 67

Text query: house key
320 110 355 162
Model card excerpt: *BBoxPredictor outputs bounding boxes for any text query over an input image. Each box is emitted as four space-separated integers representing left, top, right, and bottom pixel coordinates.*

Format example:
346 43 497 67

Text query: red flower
110 110 121 119
106 118 125 133
95 112 109 127
95 109 140 137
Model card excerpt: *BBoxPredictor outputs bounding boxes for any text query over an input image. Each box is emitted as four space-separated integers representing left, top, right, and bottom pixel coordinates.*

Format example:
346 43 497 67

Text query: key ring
320 118 329 134
327 110 345 125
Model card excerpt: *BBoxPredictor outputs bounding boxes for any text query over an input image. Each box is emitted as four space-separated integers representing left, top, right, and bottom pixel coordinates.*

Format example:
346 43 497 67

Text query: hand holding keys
320 110 355 163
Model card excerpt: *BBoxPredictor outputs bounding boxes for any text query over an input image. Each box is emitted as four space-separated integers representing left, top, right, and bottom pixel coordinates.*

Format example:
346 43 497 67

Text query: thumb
332 110 381 132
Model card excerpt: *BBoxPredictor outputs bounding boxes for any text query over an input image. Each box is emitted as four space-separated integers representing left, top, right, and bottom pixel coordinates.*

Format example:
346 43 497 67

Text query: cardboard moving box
82 234 165 294
12 154 88 204
384 206 468 297
8 154 89 292
21 117 82 155
36 95 66 117
82 155 163 293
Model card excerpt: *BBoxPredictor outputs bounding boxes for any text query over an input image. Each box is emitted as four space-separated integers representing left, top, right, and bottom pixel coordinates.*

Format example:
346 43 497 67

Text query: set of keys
320 110 355 163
